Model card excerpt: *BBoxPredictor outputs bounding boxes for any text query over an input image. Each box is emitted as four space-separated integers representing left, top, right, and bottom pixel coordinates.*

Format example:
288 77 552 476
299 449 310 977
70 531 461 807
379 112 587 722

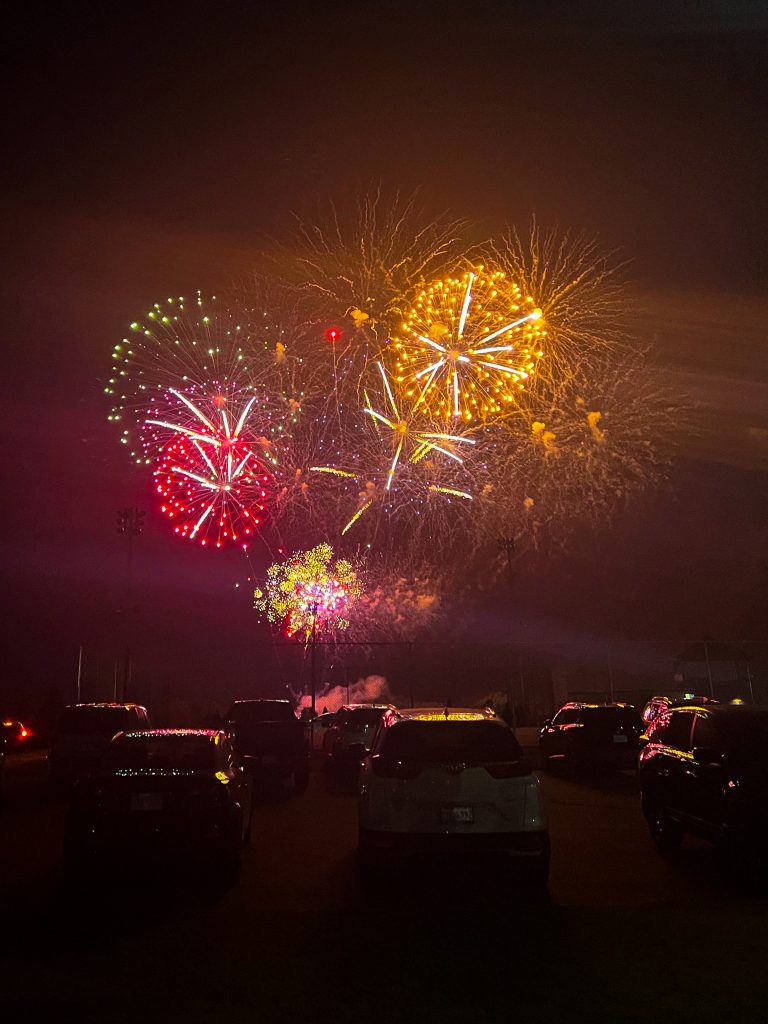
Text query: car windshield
58 707 132 736
107 735 215 771
381 721 523 762
229 702 295 723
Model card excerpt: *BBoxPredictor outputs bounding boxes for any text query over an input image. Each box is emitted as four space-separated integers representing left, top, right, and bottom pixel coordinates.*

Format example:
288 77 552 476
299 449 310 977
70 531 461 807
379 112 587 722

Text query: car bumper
360 827 550 864
242 754 308 778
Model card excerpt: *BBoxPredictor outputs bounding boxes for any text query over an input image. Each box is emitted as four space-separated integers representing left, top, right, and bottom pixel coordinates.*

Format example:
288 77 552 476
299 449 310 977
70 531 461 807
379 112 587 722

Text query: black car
540 702 641 771
65 729 252 881
638 703 768 856
226 699 310 793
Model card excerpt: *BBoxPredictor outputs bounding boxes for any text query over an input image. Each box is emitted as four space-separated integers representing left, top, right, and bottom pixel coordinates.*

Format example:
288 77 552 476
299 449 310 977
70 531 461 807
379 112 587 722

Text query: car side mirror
638 733 650 748
542 719 552 728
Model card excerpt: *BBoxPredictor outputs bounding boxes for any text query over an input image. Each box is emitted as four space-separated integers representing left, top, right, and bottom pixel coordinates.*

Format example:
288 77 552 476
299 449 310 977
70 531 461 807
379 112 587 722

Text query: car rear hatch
369 759 535 834
81 772 230 837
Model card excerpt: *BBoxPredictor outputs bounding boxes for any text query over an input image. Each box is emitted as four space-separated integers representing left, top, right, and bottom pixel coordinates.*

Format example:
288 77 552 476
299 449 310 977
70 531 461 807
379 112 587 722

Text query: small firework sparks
388 266 544 422
254 542 362 638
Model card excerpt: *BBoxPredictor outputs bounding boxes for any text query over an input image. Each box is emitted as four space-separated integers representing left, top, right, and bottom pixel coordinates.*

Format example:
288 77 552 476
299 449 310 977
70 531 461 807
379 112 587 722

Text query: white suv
358 707 549 885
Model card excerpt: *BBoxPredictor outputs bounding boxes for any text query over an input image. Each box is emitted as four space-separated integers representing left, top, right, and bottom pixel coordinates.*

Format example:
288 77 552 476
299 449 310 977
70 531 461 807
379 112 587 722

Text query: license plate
441 806 474 824
131 793 163 812
612 735 629 744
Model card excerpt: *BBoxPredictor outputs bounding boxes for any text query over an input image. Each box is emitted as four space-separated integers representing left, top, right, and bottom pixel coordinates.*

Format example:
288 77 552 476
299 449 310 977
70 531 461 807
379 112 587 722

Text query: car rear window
343 709 386 727
581 707 639 729
107 735 214 771
229 701 295 723
58 707 133 736
381 721 523 763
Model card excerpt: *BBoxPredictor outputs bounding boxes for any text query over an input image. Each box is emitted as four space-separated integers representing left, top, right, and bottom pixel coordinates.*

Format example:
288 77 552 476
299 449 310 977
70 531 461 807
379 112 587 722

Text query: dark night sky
1 1 767 712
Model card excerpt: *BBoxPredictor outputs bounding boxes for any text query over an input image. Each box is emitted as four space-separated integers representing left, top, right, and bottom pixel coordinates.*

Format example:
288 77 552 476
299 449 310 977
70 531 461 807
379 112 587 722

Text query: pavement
0 748 767 1022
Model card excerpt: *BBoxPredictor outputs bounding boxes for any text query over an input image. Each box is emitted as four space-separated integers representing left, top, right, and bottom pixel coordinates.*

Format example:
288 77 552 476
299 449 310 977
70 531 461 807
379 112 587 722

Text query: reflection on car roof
393 707 497 722
118 729 221 740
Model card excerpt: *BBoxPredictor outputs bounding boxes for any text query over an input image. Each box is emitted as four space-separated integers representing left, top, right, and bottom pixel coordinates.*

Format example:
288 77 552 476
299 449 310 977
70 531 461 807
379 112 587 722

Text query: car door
683 713 727 838
655 710 695 819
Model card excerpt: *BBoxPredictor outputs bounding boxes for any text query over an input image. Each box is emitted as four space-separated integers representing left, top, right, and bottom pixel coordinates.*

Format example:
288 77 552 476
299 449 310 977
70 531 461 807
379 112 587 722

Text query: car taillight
484 760 532 779
371 756 422 780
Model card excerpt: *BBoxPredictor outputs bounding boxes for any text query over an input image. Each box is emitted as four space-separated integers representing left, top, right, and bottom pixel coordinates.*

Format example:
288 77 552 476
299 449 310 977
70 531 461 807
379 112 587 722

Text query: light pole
310 600 319 716
116 506 144 701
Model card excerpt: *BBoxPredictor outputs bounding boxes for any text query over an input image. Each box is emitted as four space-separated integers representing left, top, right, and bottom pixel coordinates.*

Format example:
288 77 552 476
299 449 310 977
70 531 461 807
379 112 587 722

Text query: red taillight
484 760 532 779
371 756 422 780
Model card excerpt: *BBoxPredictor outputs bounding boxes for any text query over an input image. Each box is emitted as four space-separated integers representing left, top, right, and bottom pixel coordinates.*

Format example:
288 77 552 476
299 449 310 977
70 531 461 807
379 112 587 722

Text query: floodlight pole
310 602 319 716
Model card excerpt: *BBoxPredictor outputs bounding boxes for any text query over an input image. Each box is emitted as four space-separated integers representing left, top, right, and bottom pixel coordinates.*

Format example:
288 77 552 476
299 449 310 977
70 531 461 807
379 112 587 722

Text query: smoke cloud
296 674 391 714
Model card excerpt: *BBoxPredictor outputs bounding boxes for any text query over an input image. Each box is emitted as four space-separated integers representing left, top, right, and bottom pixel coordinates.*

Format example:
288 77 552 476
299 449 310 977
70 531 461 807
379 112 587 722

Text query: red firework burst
154 431 275 549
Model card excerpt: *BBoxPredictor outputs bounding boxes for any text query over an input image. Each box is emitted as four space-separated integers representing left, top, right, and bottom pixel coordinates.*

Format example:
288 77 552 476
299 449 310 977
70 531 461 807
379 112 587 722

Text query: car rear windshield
58 707 132 736
107 735 214 771
229 702 296 723
341 708 386 727
381 721 523 763
581 707 639 729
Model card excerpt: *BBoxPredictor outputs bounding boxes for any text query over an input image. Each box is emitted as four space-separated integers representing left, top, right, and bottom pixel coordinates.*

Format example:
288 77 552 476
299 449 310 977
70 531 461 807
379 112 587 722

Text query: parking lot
1 738 767 1023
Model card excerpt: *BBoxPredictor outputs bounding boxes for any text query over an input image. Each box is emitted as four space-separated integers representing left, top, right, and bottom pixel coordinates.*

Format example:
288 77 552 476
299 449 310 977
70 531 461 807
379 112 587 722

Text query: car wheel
522 853 550 891
218 847 241 887
241 809 252 845
646 804 684 853
293 766 309 794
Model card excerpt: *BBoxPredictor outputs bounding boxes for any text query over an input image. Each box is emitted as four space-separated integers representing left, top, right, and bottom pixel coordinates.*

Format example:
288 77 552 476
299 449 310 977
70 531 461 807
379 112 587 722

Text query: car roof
558 702 636 711
231 699 290 706
671 703 767 719
340 703 393 712
65 703 147 711
390 707 497 723
116 728 223 741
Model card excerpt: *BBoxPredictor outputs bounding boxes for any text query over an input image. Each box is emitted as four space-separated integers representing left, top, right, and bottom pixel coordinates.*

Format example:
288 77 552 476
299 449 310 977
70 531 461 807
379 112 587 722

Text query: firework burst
387 265 544 422
254 542 362 639
150 386 277 548
493 223 630 382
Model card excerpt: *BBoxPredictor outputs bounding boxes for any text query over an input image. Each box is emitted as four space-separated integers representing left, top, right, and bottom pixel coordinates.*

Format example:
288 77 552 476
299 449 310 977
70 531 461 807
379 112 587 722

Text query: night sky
2 2 767 713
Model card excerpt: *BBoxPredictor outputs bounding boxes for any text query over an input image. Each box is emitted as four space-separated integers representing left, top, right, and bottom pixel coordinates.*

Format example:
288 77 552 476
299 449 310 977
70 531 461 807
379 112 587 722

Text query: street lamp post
310 601 319 716
116 506 144 701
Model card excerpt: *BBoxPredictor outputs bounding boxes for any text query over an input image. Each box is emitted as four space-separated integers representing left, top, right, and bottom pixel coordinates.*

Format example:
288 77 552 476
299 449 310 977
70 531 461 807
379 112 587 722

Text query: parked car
324 704 391 774
226 699 310 793
310 711 338 752
65 729 251 881
540 702 641 772
638 702 768 857
358 707 549 885
48 703 151 786
2 719 33 750
0 721 8 804
641 693 713 725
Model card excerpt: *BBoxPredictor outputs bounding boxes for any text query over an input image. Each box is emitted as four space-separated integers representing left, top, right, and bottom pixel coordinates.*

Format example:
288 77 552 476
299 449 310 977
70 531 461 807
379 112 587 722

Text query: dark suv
540 702 641 771
638 703 768 855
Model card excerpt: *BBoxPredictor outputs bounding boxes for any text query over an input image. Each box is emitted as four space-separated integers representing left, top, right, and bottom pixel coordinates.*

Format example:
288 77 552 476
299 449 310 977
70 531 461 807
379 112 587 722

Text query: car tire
241 809 252 845
646 803 684 853
293 766 309 794
218 848 241 887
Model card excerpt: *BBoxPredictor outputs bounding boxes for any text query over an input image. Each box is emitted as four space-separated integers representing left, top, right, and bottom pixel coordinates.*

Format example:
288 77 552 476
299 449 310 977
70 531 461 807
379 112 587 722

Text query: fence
64 638 768 728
